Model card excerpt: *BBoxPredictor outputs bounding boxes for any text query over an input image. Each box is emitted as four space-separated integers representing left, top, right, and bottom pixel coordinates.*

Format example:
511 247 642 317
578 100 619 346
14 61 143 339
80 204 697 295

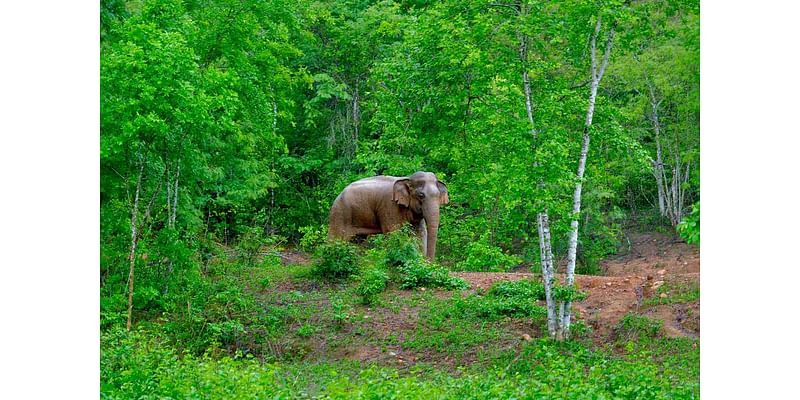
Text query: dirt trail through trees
453 231 700 339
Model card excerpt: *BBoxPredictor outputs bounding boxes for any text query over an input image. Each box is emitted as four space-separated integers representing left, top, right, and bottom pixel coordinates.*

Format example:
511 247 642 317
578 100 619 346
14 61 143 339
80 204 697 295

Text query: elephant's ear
437 181 449 205
393 179 411 207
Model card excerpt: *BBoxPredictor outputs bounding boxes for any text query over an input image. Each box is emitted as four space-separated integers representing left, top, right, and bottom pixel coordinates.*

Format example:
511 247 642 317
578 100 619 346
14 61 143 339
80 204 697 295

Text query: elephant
327 171 449 260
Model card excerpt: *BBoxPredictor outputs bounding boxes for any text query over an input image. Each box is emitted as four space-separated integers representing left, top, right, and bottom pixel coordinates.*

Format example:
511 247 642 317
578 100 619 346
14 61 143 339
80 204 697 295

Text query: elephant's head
392 171 449 259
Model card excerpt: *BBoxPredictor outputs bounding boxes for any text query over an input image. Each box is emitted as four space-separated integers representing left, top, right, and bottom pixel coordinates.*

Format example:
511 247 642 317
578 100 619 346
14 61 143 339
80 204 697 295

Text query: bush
470 279 549 320
464 295 546 320
616 314 663 340
489 279 545 300
355 268 389 304
298 225 328 252
455 238 521 272
237 228 285 267
398 258 468 290
382 226 423 267
677 201 700 245
368 227 468 290
313 241 359 280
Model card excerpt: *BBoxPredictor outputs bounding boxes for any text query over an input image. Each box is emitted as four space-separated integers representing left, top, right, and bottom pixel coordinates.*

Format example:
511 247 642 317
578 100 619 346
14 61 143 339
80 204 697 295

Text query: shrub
465 279 549 320
296 323 318 338
313 241 359 280
398 258 468 290
616 315 663 340
355 268 389 304
552 284 588 302
372 228 467 290
465 295 546 320
677 201 700 245
298 225 328 252
489 279 545 300
455 238 521 272
383 226 423 267
237 228 285 267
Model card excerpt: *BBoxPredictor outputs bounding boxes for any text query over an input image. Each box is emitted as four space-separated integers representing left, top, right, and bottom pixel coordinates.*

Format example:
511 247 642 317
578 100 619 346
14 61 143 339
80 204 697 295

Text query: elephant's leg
329 202 358 241
416 219 428 256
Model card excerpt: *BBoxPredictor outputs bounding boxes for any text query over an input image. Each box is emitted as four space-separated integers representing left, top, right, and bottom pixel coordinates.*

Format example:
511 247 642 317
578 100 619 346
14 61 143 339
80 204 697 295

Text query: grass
643 281 700 306
102 326 699 399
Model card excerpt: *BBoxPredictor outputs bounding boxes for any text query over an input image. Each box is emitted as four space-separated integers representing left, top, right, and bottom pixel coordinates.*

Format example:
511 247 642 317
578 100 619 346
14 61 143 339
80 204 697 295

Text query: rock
660 293 668 299
605 282 613 287
363 315 370 320
522 334 532 342
389 351 397 356
652 281 665 290
657 269 666 275
623 278 630 283
420 287 426 291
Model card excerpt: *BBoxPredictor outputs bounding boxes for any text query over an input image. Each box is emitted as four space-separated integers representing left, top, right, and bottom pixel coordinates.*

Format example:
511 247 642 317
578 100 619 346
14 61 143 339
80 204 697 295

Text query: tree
561 14 616 339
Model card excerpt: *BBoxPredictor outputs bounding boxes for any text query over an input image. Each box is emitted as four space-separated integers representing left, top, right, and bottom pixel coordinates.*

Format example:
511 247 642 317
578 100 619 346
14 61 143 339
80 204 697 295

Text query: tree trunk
518 26 559 338
562 17 615 338
351 81 360 158
272 96 278 134
127 157 144 331
537 212 557 337
648 84 667 217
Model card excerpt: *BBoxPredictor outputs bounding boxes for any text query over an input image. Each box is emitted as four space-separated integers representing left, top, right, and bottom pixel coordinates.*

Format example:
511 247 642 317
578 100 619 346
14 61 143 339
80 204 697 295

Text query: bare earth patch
453 231 699 340
251 230 698 366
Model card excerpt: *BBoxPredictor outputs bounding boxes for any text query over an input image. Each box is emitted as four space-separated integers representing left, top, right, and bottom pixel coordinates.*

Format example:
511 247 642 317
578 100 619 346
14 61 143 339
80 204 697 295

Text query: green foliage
677 202 700 245
237 227 283 267
397 258 468 290
488 279 546 300
382 226 423 267
468 280 549 320
355 267 389 305
552 284 589 302
102 327 698 399
454 237 522 272
298 225 328 252
643 281 700 306
460 293 547 321
101 0 700 396
369 228 468 290
313 241 359 280
617 314 663 341
161 271 285 355
296 323 319 338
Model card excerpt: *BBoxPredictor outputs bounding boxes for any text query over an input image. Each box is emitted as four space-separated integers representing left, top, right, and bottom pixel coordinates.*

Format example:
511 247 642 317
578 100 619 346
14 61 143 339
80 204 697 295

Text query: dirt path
453 231 700 339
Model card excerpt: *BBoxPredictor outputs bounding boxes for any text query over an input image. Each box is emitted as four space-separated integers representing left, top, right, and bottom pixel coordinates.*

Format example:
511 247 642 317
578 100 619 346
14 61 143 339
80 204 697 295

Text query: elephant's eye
416 191 425 199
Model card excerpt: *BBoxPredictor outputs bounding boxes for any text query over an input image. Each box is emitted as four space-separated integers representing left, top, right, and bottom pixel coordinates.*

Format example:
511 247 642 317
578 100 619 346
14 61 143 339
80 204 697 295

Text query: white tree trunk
537 212 558 337
165 164 172 225
648 84 667 216
126 157 144 331
352 81 360 157
272 97 278 134
647 83 693 228
518 27 560 338
562 17 615 338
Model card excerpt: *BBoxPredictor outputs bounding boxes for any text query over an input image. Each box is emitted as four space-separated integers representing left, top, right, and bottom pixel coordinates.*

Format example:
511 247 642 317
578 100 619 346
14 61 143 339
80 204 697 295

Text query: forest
100 0 700 397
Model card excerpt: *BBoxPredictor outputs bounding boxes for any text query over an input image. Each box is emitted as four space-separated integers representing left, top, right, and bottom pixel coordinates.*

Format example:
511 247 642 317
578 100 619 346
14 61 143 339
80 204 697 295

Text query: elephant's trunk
423 203 440 260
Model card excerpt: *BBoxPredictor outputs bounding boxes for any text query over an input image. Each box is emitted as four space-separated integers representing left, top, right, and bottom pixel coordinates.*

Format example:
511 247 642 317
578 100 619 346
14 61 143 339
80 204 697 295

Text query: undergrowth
643 281 700 306
101 327 699 399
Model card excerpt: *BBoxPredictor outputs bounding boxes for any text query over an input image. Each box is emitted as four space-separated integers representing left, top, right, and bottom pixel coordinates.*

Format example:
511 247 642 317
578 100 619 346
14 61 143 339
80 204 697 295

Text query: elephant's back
342 175 397 192
332 176 397 209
